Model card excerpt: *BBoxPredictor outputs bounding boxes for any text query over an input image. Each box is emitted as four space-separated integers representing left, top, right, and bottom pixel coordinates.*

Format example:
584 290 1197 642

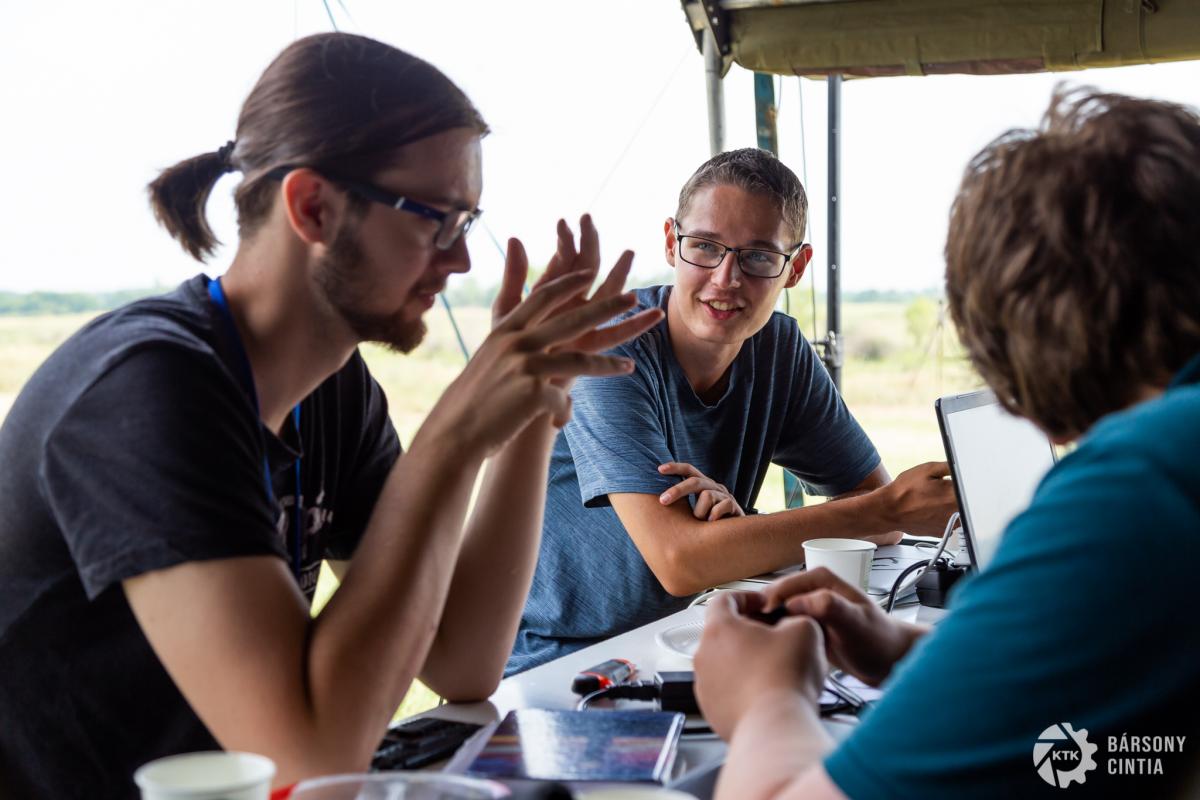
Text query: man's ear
664 217 678 268
279 169 342 246
784 244 813 289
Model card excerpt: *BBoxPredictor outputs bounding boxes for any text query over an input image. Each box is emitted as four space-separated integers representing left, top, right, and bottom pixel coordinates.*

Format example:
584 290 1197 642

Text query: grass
0 293 981 716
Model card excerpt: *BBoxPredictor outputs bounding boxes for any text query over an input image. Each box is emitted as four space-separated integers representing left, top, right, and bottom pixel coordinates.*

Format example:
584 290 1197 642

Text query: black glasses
265 167 482 251
674 223 803 279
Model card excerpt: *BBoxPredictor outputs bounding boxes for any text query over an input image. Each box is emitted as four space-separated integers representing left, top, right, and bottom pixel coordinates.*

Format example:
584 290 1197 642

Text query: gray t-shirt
508 285 879 674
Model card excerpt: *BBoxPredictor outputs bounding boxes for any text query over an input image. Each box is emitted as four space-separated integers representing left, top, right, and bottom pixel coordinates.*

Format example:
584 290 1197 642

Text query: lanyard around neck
207 276 304 580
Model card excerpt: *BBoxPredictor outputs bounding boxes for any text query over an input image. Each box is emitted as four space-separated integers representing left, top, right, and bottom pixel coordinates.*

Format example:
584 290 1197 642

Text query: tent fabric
684 0 1200 78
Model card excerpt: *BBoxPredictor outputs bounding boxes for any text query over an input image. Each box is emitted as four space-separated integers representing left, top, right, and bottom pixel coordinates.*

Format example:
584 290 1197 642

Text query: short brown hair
945 87 1200 440
148 32 488 261
676 148 808 243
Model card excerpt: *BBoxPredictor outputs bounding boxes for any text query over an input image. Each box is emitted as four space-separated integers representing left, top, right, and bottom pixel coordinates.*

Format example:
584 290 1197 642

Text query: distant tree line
842 288 940 303
0 288 159 316
0 283 941 316
442 277 941 309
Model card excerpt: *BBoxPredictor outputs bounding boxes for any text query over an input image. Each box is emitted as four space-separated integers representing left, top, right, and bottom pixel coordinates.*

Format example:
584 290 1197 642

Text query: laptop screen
936 390 1057 570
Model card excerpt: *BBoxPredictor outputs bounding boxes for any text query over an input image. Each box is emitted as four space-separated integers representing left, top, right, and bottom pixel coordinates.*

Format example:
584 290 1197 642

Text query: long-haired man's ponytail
147 140 236 261
145 33 487 262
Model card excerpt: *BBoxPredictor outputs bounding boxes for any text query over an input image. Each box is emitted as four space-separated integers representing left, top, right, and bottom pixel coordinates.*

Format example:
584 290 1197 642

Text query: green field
368 293 983 511
0 294 981 508
0 293 980 717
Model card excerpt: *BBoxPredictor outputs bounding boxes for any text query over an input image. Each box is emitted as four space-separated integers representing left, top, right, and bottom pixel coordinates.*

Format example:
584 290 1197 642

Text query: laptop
935 389 1058 571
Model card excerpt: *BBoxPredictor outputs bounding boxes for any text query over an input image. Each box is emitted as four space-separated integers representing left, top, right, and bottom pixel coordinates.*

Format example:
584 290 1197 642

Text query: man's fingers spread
594 249 635 299
534 219 573 288
537 253 563 288
571 309 663 353
501 271 595 330
523 352 634 379
519 291 639 350
556 218 578 268
694 491 715 519
577 214 600 275
494 238 529 318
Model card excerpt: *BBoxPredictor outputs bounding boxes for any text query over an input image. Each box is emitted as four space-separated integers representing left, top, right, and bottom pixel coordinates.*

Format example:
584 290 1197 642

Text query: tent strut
704 29 726 155
824 74 843 388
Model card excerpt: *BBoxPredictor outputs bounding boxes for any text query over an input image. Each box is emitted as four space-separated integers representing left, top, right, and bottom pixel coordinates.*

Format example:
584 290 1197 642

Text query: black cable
576 681 660 710
886 559 939 613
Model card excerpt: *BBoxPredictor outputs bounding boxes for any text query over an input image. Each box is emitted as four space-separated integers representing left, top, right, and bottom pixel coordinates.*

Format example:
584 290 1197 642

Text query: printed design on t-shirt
275 487 334 599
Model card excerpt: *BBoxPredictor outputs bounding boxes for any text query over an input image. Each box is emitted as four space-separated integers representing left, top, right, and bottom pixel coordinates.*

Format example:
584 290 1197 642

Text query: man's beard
315 219 428 354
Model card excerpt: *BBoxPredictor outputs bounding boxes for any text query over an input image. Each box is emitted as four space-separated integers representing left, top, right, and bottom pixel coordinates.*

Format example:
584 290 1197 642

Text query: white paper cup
802 538 877 592
134 751 275 800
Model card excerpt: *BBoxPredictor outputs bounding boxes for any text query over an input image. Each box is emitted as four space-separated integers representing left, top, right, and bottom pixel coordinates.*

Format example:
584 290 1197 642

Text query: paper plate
655 620 705 659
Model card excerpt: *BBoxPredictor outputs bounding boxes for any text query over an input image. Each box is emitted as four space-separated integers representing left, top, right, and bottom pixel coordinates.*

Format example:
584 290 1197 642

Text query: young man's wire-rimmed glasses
673 222 804 279
266 166 482 251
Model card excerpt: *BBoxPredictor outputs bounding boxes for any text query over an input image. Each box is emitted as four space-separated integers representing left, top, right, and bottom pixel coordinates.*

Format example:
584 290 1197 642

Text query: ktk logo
1033 723 1099 788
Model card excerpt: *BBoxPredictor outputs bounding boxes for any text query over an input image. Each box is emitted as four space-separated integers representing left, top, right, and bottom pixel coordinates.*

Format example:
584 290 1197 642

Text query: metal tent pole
825 73 843 388
703 29 726 156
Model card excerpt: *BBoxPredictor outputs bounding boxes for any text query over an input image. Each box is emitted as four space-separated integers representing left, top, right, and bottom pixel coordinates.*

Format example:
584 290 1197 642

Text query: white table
423 548 951 797
424 605 727 795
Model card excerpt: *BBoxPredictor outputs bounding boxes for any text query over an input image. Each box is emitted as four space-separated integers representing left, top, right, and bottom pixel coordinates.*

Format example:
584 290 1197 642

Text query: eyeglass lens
679 236 787 278
434 210 478 251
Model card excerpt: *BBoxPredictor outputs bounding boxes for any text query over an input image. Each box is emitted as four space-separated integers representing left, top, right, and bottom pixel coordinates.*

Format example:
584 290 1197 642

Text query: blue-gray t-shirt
825 354 1200 798
508 285 880 674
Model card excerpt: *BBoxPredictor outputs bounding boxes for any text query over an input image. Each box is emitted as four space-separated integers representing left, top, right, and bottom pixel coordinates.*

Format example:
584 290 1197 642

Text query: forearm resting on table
715 691 844 800
420 416 559 700
611 491 899 596
124 435 484 784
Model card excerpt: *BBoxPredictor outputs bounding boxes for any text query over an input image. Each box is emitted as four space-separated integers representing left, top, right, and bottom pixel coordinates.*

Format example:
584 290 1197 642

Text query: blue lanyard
207 277 304 580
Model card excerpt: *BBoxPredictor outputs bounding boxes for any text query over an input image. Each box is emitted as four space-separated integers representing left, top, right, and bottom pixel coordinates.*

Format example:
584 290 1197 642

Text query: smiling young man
0 33 661 798
507 149 956 674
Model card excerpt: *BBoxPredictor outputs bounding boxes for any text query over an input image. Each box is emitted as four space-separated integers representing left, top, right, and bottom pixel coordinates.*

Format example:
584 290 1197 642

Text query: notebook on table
464 709 685 784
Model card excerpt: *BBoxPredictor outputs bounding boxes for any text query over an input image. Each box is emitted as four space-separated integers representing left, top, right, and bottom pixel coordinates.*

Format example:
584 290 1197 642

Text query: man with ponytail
0 32 660 797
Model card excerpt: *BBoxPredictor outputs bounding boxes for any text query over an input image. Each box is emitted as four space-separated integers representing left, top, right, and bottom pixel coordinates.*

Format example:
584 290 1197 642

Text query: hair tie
216 140 237 173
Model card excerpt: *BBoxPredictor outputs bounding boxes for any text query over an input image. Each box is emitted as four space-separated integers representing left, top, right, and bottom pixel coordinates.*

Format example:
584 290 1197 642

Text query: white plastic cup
134 751 275 800
578 790 699 800
291 773 510 799
802 538 877 592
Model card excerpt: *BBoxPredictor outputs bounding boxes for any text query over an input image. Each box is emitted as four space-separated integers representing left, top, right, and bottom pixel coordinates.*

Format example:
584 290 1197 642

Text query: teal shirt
826 355 1200 798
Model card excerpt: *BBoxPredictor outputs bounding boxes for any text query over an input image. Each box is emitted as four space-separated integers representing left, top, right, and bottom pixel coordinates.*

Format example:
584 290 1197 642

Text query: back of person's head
675 148 808 242
945 86 1200 441
148 32 488 261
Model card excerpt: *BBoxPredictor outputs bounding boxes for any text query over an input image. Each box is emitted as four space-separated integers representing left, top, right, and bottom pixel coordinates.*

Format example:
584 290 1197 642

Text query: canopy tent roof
682 0 1200 78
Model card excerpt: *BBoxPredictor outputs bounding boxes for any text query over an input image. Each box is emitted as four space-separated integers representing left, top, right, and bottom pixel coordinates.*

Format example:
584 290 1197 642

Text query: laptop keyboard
371 717 483 771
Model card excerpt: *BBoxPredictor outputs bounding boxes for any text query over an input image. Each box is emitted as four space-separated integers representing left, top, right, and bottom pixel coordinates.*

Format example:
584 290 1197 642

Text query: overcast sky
4 1 1200 295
